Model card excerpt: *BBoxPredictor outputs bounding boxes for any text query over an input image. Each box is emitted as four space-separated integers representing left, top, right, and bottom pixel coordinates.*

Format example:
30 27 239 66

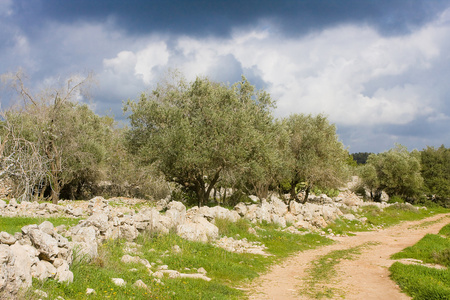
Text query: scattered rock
86 288 96 295
111 278 126 287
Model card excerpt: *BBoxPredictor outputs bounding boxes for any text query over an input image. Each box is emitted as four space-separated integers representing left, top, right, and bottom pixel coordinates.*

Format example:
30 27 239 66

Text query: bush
388 195 405 204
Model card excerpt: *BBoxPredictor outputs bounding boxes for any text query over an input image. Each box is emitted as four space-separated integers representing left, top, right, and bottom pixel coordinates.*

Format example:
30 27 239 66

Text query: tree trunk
302 186 310 204
290 180 299 202
51 185 60 204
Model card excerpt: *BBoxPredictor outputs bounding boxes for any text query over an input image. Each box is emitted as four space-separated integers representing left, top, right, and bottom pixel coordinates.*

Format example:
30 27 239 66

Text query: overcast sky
1 0 450 153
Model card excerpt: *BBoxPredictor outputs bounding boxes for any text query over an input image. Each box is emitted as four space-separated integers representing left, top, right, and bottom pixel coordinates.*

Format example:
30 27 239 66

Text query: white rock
133 279 149 289
176 216 219 242
38 221 55 236
10 243 33 290
31 260 57 281
0 231 16 245
34 289 48 298
86 288 96 295
24 226 59 262
111 278 126 286
152 271 164 279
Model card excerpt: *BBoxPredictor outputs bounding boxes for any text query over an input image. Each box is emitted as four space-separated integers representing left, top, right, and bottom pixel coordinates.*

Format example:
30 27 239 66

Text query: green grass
390 263 450 300
389 222 450 299
324 205 450 235
391 233 450 267
0 216 80 234
26 219 332 299
439 223 450 237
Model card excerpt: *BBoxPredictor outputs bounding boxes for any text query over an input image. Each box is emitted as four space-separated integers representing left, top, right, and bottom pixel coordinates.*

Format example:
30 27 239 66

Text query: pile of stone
0 198 65 218
0 221 74 298
213 236 269 256
234 194 348 230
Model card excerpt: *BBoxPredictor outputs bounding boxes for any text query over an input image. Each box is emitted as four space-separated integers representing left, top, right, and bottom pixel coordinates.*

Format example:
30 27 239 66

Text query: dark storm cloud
12 0 450 38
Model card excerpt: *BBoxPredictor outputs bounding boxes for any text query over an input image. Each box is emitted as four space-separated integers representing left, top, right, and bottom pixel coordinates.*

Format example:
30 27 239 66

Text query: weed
0 216 80 234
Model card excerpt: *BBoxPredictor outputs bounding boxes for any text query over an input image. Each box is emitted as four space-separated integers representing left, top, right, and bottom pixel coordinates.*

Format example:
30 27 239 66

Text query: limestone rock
10 243 33 292
133 279 149 290
23 226 59 262
234 203 248 216
31 260 57 281
0 232 16 245
176 216 219 242
111 278 126 286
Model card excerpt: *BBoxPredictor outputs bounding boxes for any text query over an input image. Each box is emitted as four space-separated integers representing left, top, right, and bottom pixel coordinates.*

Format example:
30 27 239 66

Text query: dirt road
247 213 450 300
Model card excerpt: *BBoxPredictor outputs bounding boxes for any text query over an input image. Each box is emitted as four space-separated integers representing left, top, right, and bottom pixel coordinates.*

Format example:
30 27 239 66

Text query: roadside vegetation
20 218 332 300
0 203 438 299
324 204 449 236
389 223 450 299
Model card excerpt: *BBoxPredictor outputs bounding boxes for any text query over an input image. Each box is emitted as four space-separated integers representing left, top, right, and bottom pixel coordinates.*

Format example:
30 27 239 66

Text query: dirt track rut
246 213 450 300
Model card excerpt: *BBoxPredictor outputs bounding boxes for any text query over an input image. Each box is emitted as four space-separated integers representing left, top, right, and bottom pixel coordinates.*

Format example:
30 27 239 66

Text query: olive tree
125 75 276 206
283 114 349 203
362 144 424 200
420 145 450 201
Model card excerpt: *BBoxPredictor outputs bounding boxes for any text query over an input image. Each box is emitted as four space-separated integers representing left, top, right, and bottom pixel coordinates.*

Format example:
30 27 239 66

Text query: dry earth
246 213 450 300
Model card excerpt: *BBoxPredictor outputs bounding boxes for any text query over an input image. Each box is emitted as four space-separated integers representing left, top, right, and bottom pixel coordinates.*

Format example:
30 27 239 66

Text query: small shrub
388 195 405 204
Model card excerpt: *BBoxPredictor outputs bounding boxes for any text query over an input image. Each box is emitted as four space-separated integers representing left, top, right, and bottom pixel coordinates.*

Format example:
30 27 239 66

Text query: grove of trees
358 144 450 206
1 70 449 207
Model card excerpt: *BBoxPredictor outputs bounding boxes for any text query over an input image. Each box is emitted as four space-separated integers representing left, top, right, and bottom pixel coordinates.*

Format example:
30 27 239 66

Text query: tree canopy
421 145 450 202
125 75 276 206
283 114 349 202
361 144 424 201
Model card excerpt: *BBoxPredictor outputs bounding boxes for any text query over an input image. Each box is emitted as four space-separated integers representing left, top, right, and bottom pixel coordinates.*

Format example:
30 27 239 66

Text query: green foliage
351 152 372 165
125 74 277 206
391 233 450 267
388 195 405 203
1 71 114 202
360 144 424 201
346 154 358 167
311 186 340 198
439 223 450 237
283 113 350 202
421 145 450 203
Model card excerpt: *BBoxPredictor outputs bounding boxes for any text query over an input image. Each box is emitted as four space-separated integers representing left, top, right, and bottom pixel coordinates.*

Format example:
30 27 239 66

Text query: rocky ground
0 190 399 298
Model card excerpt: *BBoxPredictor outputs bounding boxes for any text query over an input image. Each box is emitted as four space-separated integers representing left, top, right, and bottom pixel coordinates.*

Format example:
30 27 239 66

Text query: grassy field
22 219 332 300
1 203 448 299
389 223 450 299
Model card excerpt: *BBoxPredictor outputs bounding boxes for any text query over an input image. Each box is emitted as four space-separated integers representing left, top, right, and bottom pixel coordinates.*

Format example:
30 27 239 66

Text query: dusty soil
246 213 450 300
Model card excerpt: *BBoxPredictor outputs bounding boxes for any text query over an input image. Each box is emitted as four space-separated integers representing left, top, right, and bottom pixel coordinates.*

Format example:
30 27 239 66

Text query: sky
1 0 450 153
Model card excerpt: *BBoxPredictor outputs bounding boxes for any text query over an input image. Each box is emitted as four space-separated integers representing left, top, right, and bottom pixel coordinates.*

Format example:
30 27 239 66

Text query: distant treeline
351 152 372 164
